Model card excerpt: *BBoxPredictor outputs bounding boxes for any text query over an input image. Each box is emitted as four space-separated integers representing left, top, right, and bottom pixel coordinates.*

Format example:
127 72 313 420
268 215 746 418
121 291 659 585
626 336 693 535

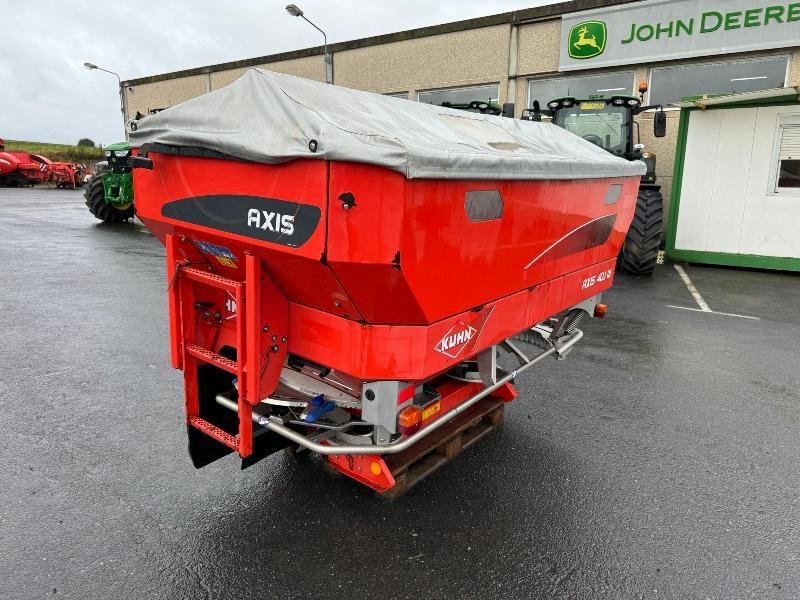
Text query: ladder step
180 266 242 294
185 343 239 374
188 416 239 451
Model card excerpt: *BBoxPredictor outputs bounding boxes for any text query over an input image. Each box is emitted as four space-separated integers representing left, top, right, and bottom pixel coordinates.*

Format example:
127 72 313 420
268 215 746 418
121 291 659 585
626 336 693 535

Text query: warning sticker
215 256 237 268
421 402 440 421
193 241 238 267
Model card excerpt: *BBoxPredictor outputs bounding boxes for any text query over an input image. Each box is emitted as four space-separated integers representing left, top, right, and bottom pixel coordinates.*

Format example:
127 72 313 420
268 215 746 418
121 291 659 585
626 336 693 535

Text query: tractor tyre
620 187 663 276
84 176 134 223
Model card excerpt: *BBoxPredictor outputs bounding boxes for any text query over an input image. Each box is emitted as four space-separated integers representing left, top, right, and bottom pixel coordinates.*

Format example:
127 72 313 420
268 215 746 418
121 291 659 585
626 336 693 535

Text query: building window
649 57 788 107
527 72 635 107
417 84 499 107
384 91 409 99
775 120 800 192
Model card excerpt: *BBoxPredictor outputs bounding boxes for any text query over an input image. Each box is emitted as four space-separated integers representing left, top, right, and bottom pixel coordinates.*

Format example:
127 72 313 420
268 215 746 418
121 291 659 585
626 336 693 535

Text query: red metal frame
167 237 242 458
49 162 84 189
165 234 292 460
325 453 396 493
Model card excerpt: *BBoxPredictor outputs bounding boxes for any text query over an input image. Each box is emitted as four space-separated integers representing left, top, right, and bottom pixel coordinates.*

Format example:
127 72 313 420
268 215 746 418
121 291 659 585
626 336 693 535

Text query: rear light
594 303 608 318
398 405 422 436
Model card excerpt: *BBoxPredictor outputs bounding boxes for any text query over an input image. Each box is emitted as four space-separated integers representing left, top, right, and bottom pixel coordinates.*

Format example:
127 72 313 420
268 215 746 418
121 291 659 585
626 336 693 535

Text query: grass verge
4 140 104 163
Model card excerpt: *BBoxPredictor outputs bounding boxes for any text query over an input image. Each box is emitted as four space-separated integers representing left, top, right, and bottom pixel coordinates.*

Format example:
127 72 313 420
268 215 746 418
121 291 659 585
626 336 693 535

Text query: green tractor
84 140 135 223
525 90 668 275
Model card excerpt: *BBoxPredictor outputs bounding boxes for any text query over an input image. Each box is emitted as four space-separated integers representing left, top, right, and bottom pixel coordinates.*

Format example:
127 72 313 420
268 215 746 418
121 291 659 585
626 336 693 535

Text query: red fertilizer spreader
130 70 644 495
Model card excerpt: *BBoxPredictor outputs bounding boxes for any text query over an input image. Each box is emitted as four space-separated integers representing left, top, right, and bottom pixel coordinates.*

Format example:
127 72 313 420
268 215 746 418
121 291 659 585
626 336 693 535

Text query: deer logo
568 20 607 60
574 27 600 51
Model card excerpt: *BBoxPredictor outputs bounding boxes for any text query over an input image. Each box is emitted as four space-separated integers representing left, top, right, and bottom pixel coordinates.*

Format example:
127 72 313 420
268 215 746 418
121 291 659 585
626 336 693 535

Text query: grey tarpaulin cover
130 68 645 180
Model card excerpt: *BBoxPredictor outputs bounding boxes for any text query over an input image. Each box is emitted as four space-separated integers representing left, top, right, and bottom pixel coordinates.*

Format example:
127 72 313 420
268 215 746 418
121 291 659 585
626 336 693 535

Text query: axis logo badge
434 321 478 358
568 20 607 60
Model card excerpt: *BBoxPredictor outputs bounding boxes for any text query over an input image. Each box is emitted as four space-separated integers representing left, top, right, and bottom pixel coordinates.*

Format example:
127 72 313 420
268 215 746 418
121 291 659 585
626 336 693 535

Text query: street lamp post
284 4 331 84
84 62 127 139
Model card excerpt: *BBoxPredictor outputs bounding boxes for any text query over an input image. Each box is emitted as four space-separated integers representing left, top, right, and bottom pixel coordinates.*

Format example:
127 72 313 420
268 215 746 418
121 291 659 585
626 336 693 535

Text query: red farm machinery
0 138 87 188
129 70 645 497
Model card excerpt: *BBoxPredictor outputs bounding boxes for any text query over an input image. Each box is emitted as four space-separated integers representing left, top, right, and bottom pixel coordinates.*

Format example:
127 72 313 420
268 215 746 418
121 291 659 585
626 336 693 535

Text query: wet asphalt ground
1 187 799 600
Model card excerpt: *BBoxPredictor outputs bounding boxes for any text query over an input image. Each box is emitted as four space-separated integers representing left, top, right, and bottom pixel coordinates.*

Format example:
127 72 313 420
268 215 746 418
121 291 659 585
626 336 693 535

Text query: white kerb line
674 264 712 312
666 305 760 320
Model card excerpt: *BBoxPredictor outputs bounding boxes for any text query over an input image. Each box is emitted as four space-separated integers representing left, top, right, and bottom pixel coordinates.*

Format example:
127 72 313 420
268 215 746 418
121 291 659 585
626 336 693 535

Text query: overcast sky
1 0 558 146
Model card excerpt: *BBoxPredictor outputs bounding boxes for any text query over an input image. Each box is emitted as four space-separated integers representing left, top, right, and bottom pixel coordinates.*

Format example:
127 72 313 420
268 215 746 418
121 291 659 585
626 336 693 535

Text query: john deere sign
560 0 800 71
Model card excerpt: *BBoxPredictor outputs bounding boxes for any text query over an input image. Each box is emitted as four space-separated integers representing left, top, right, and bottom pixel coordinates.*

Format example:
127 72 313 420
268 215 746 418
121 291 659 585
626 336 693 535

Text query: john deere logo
568 20 606 59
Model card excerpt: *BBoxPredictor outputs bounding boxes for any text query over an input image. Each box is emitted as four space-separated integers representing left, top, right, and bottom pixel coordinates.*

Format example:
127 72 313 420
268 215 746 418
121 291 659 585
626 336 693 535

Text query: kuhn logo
434 322 477 358
247 209 294 235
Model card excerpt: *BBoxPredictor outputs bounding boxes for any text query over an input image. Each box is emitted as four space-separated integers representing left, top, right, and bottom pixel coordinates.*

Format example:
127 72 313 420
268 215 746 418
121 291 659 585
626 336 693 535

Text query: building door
671 103 800 269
